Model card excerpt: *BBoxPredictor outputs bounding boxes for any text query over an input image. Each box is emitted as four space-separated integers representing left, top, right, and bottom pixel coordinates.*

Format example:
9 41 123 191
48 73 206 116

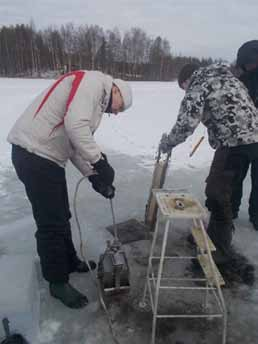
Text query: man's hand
92 153 114 185
88 175 115 199
159 133 173 154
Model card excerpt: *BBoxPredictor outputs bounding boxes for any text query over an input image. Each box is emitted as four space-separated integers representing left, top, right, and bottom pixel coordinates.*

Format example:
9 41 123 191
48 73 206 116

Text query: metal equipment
73 180 124 344
97 199 130 294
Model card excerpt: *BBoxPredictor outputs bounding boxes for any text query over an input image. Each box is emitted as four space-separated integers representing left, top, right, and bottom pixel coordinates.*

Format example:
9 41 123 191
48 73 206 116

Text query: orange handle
189 136 205 157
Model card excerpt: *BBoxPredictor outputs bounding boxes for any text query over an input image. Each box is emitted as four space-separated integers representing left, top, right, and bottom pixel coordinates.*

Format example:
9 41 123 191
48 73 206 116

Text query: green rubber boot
49 282 88 309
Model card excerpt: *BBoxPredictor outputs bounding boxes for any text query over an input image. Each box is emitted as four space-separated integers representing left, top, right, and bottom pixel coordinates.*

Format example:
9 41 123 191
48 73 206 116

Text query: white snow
38 320 61 343
0 77 214 340
0 255 40 343
0 77 257 344
0 77 214 176
96 81 214 170
0 78 51 170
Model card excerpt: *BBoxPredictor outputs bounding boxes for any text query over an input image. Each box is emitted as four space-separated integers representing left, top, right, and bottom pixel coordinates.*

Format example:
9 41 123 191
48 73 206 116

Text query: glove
159 133 173 154
92 153 115 185
88 174 115 199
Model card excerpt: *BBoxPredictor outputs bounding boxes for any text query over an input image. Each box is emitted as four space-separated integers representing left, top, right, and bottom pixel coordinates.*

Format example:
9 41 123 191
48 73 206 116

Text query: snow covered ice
0 255 40 343
0 78 258 343
0 78 213 178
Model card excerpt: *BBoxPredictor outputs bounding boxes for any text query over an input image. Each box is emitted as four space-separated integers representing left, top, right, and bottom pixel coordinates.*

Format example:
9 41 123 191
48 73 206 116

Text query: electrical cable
73 176 120 344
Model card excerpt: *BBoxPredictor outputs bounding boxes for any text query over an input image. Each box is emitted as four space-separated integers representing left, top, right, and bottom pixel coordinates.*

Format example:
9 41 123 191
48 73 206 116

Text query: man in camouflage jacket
160 63 258 265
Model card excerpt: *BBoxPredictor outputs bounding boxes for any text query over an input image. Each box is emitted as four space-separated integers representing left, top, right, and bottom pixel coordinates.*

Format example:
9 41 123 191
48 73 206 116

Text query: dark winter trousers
231 158 258 221
12 144 78 283
205 143 258 254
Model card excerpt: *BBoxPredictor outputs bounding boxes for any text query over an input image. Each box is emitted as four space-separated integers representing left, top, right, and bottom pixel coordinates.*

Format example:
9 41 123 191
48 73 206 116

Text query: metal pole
152 219 170 344
110 199 118 241
140 210 161 307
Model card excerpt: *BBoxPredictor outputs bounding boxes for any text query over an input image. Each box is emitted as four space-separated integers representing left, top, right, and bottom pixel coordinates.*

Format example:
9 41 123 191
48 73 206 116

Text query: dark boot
232 211 238 220
249 217 258 231
207 214 233 255
191 248 255 286
49 282 88 309
186 233 195 246
212 247 232 265
69 258 97 273
217 250 255 286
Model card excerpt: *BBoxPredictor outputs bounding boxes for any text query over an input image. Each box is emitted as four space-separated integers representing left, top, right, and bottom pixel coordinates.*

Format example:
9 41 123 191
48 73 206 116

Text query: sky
0 0 258 61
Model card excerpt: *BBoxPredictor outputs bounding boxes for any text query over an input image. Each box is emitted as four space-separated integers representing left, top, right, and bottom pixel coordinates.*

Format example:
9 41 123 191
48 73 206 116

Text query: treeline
0 23 215 80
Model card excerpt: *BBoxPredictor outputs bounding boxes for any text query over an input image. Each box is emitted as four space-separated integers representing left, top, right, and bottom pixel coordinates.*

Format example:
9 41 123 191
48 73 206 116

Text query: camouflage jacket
168 63 258 149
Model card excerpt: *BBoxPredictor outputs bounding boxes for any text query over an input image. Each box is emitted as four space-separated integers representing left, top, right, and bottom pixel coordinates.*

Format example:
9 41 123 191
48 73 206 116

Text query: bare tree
0 23 214 80
60 23 76 72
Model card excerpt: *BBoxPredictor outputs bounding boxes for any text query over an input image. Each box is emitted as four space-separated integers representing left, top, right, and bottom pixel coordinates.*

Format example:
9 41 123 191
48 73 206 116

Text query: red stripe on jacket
33 71 85 135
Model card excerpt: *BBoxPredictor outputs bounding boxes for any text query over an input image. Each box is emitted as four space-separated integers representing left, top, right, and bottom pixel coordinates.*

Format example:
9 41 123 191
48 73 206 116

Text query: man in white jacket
8 70 132 309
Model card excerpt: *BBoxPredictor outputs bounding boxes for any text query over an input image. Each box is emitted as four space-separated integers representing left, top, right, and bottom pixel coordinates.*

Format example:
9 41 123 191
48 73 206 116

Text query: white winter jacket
7 71 113 176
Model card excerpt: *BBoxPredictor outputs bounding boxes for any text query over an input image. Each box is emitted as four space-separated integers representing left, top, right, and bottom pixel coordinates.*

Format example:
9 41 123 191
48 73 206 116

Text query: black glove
92 153 115 185
88 174 115 199
159 133 173 154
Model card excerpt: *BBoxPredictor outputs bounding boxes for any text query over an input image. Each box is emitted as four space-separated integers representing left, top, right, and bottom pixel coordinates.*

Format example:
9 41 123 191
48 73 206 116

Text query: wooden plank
197 254 225 286
145 161 168 229
191 227 216 252
156 193 207 219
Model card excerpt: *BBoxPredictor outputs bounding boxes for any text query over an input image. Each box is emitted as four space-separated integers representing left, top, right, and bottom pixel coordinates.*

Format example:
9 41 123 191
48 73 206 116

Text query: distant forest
0 23 216 80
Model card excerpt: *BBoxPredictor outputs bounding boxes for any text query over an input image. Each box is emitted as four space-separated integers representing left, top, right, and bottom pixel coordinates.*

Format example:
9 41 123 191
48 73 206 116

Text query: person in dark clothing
160 62 258 268
231 40 258 231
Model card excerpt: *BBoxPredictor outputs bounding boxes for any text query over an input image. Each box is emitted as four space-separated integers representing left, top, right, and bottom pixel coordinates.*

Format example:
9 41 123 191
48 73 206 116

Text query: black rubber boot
218 255 255 286
232 211 238 220
250 217 258 231
70 258 97 273
190 249 255 286
49 282 88 309
186 233 195 246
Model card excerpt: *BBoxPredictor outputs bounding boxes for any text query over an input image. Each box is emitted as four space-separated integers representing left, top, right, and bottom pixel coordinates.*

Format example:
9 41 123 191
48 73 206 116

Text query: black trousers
205 143 258 253
12 145 78 283
231 158 258 221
